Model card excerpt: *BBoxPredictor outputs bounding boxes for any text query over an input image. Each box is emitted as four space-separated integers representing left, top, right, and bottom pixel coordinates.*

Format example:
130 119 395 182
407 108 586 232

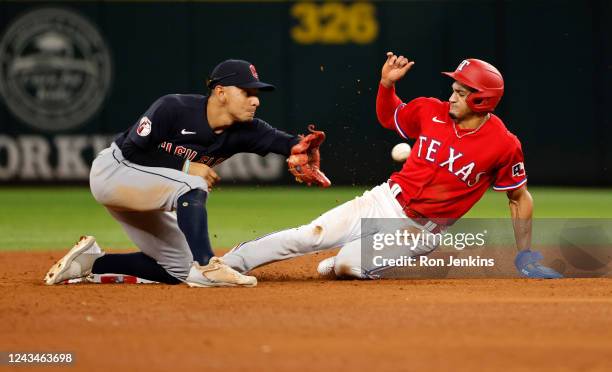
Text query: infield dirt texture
1 187 612 371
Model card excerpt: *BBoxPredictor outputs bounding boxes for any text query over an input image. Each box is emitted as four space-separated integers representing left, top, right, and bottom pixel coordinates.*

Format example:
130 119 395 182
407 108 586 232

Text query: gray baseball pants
89 142 207 280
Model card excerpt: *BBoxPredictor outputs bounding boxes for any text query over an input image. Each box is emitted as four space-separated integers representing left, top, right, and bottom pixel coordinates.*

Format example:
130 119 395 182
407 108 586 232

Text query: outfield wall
1 1 610 186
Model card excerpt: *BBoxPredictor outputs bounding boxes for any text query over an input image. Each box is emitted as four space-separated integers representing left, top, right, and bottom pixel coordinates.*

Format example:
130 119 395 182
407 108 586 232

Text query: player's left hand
380 52 415 88
514 249 563 279
188 162 221 190
288 125 331 188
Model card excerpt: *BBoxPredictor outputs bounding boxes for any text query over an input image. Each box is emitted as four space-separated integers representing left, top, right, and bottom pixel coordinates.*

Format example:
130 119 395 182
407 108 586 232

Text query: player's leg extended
222 183 395 273
222 194 369 272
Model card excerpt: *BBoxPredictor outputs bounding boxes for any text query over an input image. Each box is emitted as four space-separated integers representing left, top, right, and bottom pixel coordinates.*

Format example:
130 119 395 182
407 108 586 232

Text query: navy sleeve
233 119 299 157
119 95 184 170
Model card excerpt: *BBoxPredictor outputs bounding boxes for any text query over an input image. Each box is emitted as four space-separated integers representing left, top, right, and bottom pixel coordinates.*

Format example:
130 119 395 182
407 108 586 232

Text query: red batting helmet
442 59 504 112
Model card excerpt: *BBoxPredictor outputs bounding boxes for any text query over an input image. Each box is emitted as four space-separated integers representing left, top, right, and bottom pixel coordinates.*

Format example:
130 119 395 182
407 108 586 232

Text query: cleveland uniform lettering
222 52 562 280
44 59 330 288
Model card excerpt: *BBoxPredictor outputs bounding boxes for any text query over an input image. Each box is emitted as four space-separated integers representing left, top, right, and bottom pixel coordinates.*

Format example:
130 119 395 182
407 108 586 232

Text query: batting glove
514 249 563 279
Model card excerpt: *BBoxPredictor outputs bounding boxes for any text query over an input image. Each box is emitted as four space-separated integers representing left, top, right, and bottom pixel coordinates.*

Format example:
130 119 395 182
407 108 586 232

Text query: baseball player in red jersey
221 52 562 279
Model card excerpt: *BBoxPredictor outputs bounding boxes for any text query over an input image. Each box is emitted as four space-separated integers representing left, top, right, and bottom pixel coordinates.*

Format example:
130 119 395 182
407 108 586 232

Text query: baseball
391 143 411 162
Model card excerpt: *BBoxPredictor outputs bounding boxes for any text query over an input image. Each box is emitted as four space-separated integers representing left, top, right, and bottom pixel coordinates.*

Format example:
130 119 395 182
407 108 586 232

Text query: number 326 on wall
291 2 378 44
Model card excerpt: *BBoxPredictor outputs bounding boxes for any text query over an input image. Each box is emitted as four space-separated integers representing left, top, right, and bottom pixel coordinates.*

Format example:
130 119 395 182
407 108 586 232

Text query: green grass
1 186 611 251
465 188 612 218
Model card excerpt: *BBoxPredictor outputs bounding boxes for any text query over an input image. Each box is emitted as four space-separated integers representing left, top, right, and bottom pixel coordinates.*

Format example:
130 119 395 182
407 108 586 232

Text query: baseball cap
207 59 275 91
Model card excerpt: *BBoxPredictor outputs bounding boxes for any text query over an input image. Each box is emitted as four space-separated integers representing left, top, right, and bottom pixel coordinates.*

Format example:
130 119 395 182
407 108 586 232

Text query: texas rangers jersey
114 94 298 169
377 84 527 218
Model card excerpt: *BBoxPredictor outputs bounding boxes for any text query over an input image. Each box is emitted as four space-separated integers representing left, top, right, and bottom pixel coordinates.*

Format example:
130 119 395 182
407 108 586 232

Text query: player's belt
388 180 445 234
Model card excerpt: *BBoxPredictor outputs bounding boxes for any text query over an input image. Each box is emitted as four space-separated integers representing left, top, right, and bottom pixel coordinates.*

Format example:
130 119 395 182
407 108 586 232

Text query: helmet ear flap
466 91 500 113
466 92 484 113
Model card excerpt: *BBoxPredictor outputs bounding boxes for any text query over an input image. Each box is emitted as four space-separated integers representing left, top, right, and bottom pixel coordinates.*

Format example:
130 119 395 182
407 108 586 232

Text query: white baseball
391 143 411 162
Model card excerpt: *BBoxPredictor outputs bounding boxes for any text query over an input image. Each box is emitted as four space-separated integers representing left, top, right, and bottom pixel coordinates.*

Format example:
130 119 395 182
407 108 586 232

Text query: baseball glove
287 125 331 188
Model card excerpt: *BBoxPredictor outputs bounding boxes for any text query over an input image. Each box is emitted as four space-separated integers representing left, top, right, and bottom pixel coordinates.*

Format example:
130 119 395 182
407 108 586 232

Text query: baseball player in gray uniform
44 59 330 288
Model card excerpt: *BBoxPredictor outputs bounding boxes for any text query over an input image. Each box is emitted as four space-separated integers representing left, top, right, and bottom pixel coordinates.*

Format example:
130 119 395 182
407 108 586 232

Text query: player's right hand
514 249 563 279
188 162 220 190
380 52 415 88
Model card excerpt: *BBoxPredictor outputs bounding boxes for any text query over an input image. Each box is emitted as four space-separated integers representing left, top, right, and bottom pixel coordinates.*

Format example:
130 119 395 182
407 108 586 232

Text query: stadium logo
0 8 112 131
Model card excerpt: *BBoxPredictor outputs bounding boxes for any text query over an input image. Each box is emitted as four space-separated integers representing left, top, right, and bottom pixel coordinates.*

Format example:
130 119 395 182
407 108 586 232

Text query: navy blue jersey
114 94 299 169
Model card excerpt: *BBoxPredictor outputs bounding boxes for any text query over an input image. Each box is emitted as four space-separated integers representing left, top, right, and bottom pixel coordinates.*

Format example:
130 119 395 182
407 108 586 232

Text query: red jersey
376 84 527 218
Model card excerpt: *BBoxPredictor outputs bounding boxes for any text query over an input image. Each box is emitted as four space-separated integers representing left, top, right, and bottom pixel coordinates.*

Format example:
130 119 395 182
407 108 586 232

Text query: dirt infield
1 251 612 372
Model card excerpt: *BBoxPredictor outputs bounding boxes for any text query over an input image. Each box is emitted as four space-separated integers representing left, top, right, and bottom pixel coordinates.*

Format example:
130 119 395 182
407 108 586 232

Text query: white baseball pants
222 182 438 278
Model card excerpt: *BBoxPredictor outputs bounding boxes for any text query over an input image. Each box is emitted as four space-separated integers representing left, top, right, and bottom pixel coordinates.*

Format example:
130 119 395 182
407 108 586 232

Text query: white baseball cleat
317 256 337 277
44 236 105 285
185 257 257 288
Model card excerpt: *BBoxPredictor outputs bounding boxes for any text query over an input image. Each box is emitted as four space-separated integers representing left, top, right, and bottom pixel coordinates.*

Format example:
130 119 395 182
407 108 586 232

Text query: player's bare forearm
380 76 396 89
507 186 533 251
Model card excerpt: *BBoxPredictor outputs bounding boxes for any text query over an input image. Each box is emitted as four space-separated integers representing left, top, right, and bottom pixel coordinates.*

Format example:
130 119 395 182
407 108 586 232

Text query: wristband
182 160 190 174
